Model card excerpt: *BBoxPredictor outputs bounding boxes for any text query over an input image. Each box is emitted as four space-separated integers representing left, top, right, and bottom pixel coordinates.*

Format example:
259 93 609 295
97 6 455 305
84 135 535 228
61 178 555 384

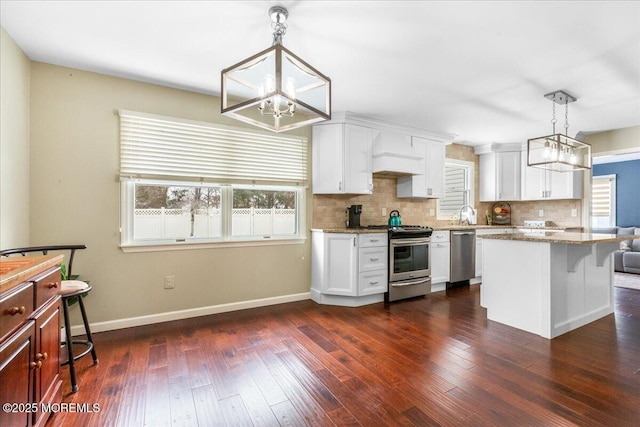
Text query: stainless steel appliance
346 204 362 228
450 230 476 283
385 225 433 302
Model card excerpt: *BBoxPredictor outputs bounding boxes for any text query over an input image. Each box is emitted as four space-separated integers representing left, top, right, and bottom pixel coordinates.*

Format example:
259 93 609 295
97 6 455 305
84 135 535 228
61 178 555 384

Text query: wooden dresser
1 254 64 427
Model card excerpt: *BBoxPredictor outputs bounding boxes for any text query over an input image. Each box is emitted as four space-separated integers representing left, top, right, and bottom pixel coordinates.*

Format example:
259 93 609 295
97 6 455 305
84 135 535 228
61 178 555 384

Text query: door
312 124 344 194
324 234 358 296
343 124 373 194
33 300 61 427
0 322 35 427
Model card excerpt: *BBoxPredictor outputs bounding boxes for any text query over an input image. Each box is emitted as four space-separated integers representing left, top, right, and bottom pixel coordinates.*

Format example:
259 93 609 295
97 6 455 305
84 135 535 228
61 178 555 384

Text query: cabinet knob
30 361 42 369
47 282 59 289
8 306 26 315
36 352 48 361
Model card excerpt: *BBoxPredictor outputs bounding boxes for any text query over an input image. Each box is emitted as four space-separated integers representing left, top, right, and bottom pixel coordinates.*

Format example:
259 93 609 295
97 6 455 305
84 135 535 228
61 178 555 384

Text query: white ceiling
2 1 639 145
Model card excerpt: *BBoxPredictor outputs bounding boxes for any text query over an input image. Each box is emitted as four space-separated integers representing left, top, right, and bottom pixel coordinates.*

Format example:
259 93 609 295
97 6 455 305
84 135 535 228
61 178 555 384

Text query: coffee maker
346 204 362 228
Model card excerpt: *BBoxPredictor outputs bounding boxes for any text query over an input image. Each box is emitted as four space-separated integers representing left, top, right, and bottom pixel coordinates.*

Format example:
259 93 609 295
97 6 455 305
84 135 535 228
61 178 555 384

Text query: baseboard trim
67 292 311 336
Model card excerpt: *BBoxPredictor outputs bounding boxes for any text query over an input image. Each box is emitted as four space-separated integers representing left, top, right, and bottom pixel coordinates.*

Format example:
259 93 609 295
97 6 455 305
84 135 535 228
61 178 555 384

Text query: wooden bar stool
60 280 98 393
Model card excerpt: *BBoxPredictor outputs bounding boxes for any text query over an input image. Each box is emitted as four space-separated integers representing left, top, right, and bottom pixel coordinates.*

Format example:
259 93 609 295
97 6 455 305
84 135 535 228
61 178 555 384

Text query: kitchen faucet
459 205 475 225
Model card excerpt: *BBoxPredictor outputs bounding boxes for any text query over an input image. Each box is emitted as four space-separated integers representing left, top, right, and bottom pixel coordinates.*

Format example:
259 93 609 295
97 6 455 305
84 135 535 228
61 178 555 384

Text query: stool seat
60 280 98 393
60 280 90 296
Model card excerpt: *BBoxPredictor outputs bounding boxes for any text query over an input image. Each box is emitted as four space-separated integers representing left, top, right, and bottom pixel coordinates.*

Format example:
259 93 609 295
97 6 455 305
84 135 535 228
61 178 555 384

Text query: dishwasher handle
452 231 475 235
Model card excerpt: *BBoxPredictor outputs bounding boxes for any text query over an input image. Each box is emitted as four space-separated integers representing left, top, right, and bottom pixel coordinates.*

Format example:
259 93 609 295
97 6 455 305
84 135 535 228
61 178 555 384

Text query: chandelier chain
551 100 557 134
564 100 569 135
272 18 287 45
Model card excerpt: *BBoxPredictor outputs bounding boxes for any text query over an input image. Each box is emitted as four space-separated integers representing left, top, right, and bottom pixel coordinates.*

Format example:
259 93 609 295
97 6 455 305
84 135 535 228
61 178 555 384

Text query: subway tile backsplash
312 143 583 229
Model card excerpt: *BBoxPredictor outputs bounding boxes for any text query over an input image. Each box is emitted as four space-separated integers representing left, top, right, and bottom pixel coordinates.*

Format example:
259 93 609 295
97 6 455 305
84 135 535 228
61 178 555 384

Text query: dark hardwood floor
47 285 640 426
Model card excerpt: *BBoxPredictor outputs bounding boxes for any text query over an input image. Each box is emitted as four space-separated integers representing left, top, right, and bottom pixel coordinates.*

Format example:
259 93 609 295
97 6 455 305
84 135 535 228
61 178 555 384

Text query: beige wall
313 144 582 229
585 125 640 155
1 27 31 248
29 62 312 328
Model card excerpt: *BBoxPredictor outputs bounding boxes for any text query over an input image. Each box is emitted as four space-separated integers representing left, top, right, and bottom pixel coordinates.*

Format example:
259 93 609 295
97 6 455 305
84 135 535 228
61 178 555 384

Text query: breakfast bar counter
480 232 637 339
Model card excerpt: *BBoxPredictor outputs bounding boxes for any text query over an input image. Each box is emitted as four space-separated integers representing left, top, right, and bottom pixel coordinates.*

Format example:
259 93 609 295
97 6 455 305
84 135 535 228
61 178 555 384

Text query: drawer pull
369 281 379 285
30 361 42 369
47 282 59 289
369 239 380 243
36 352 48 361
8 306 26 315
369 257 380 261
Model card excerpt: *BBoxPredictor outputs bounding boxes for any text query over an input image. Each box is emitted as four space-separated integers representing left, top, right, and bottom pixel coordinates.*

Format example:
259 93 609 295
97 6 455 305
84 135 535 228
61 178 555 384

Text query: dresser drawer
431 231 450 243
359 246 387 272
358 270 388 296
1 282 34 341
33 267 61 308
358 233 387 248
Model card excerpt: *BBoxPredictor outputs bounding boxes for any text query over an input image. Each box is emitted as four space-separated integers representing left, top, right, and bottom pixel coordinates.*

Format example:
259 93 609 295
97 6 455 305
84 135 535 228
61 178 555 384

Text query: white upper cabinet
397 137 445 198
520 152 583 200
312 123 373 194
479 146 521 202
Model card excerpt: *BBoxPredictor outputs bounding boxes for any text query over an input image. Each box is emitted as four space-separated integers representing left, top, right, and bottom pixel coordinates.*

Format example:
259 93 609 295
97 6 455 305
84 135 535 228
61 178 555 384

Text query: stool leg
77 294 98 364
62 296 78 393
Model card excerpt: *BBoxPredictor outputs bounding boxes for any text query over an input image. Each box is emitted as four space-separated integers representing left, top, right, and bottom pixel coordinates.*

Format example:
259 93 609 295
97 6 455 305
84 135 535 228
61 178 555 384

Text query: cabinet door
0 321 35 427
312 124 344 194
479 153 497 202
431 242 450 284
548 170 582 200
32 300 61 427
426 141 445 198
324 234 358 296
343 124 373 194
521 154 546 200
496 151 521 200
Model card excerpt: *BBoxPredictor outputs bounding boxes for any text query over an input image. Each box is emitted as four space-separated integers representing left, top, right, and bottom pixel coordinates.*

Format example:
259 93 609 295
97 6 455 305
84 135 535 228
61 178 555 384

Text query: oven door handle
390 238 431 246
390 278 431 287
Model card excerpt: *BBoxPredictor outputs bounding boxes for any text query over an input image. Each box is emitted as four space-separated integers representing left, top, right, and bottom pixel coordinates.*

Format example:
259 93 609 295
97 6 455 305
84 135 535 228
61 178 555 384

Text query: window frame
437 159 475 221
120 179 306 252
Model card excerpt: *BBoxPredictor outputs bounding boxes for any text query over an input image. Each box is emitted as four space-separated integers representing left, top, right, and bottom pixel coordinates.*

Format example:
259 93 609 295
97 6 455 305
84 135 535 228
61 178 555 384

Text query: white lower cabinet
430 231 450 285
311 231 388 306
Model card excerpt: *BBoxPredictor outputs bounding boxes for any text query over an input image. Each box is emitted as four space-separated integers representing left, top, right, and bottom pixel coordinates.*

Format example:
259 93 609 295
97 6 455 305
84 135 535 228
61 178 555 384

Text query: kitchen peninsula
480 232 637 339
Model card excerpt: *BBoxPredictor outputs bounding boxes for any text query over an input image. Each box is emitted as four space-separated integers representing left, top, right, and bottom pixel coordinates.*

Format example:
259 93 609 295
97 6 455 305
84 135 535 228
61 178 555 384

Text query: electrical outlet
571 209 577 217
429 208 435 216
538 209 544 217
164 275 175 289
381 208 387 217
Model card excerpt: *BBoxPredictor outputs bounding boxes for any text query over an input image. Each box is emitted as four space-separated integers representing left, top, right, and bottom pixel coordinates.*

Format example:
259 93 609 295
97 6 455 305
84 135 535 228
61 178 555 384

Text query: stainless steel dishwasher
450 230 476 283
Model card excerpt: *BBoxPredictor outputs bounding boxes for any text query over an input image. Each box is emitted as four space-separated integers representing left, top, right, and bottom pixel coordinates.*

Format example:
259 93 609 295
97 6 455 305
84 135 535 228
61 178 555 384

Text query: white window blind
119 110 308 185
592 174 616 227
439 164 470 216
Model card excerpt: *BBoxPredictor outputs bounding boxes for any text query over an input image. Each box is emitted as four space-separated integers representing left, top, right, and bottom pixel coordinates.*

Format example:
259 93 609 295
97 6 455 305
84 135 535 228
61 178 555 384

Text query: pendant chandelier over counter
527 90 591 172
221 6 331 133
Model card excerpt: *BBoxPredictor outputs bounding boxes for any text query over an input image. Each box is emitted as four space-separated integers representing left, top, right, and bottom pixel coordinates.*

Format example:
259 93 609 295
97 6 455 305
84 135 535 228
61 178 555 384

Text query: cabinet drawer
0 282 34 341
358 233 387 248
358 270 387 296
359 246 387 272
431 231 450 242
33 267 61 308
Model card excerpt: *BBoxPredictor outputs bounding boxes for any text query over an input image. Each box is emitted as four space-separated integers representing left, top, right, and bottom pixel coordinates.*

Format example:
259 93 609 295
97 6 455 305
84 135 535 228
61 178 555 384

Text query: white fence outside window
133 208 296 239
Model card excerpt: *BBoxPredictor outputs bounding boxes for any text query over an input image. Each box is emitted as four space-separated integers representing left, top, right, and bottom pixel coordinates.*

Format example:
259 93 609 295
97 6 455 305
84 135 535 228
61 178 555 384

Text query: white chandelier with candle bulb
527 90 591 172
221 6 331 133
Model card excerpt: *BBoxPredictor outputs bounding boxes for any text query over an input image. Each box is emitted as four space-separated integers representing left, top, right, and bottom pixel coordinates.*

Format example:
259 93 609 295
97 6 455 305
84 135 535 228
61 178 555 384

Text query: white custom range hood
372 131 423 176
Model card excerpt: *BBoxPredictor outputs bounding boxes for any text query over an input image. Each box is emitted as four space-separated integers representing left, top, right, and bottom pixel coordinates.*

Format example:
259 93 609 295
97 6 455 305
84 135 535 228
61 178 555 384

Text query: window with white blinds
119 110 308 185
438 161 473 218
591 174 616 228
118 110 308 251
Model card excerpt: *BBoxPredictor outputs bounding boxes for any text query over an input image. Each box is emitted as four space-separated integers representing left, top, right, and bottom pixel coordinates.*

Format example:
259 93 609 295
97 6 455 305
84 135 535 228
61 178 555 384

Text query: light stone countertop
480 231 637 245
313 225 583 234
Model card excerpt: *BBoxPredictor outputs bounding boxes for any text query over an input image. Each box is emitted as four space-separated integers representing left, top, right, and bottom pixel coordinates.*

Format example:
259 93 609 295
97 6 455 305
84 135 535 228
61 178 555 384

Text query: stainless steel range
365 225 433 302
